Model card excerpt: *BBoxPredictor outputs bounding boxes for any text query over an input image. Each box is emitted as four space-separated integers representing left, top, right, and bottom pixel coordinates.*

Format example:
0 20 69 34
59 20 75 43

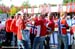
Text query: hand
73 36 75 40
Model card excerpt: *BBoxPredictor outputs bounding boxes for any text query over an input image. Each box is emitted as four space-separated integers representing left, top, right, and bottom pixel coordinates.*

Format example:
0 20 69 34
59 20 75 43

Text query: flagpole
57 4 60 18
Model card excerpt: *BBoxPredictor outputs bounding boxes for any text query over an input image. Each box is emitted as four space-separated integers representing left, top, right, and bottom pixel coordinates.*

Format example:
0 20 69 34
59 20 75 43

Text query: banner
66 3 70 13
66 3 75 13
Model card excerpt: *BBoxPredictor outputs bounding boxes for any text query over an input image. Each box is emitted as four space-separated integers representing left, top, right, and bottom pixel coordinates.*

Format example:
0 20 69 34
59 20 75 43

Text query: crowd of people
0 12 75 49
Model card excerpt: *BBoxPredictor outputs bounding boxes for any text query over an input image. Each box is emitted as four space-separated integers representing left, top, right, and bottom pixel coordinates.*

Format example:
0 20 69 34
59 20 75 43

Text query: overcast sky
0 0 63 7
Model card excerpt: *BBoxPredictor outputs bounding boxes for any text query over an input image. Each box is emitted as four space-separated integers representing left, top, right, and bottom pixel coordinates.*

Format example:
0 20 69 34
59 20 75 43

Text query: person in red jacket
32 14 47 49
58 13 68 49
10 17 17 35
10 15 18 46
44 14 55 49
16 15 23 49
5 16 14 46
29 14 39 49
47 14 55 34
17 13 30 49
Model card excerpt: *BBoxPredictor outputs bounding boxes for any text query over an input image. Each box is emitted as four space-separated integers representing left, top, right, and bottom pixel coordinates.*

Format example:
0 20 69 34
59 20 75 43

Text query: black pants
6 32 13 46
61 42 64 49
14 35 17 46
68 45 72 49
44 36 50 49
30 34 35 49
22 40 29 49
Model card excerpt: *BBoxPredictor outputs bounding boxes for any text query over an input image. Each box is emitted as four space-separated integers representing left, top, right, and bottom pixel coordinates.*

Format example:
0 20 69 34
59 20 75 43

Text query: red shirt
47 19 55 32
54 18 58 28
29 17 39 34
21 19 27 30
35 18 47 36
70 25 75 35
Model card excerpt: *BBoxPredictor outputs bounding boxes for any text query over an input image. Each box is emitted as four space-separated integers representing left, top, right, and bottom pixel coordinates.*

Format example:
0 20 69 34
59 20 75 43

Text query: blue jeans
32 37 45 49
17 40 24 49
58 34 68 49
22 40 30 49
22 30 30 41
22 30 30 49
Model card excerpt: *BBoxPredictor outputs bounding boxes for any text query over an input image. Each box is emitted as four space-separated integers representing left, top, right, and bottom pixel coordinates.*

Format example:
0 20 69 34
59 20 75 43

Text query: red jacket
16 18 22 40
60 19 68 35
10 19 18 35
5 19 12 32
